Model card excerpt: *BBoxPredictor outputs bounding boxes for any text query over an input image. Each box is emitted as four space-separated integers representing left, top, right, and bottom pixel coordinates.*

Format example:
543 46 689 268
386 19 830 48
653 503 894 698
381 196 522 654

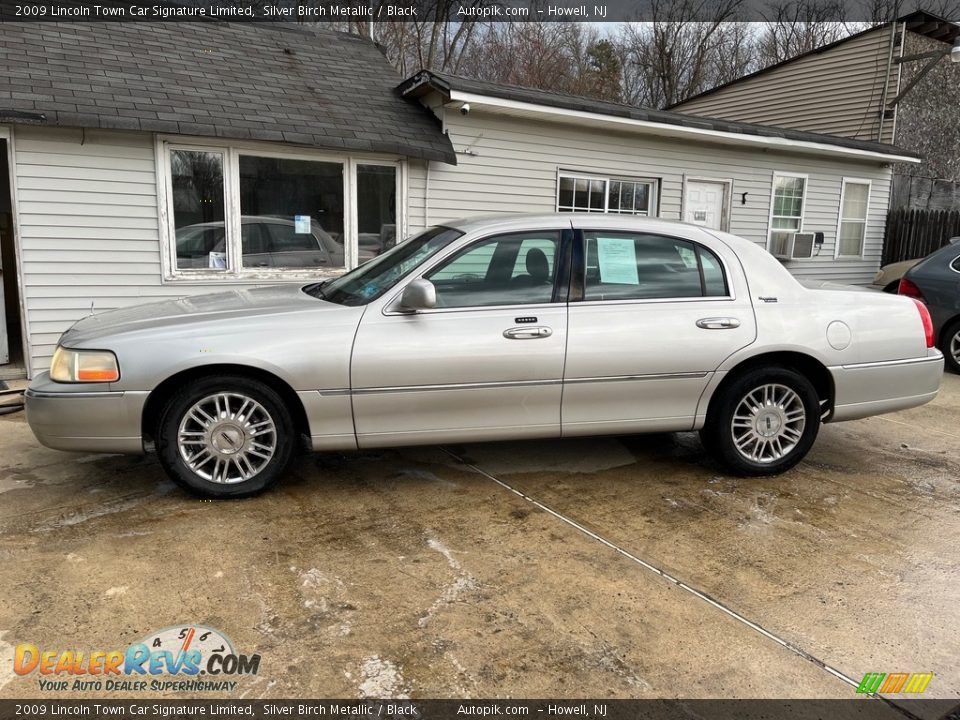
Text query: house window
170 150 228 271
557 173 658 216
238 155 345 270
162 141 401 280
768 173 807 252
836 179 870 258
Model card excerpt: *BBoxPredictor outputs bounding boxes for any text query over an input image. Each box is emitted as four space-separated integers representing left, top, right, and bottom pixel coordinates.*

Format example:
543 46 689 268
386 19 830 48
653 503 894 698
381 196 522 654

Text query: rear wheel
942 319 960 374
701 367 820 476
156 375 296 498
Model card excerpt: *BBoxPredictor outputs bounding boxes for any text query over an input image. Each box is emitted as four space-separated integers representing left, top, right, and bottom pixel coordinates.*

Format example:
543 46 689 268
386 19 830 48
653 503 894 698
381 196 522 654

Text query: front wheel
156 375 296 498
941 319 960 374
701 367 821 476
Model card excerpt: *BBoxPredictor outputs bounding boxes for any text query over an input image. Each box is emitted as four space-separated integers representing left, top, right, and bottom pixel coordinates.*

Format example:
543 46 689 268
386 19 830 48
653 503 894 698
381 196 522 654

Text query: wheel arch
938 314 960 348
141 364 311 448
703 351 835 423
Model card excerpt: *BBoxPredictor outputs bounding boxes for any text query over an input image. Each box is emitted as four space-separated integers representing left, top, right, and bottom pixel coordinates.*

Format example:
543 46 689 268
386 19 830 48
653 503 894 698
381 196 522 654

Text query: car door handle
503 326 553 339
696 317 741 330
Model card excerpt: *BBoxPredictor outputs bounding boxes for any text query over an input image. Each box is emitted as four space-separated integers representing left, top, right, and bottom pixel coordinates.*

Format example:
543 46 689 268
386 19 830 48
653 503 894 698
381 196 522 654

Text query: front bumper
25 372 148 454
829 350 944 422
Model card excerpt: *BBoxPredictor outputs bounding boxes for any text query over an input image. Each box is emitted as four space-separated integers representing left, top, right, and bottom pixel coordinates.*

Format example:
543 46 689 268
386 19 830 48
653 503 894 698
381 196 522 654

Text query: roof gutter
446 90 921 165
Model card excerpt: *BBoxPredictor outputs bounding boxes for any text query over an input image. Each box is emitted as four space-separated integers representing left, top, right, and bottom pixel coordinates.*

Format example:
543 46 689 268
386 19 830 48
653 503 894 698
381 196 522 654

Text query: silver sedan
26 215 944 498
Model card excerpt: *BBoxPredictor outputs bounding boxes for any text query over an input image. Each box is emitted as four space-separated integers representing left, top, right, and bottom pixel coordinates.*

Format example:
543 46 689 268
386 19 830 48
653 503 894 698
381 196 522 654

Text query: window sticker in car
677 246 698 269
596 236 640 285
294 215 311 234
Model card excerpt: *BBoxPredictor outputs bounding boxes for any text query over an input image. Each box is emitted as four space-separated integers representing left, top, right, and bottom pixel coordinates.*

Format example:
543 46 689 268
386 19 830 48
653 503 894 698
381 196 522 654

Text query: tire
941 319 960 375
700 366 821 476
156 375 296 498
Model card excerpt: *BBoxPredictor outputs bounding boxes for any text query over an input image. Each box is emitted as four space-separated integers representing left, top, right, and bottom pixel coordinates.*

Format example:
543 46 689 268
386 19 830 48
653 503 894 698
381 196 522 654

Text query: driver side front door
350 228 571 448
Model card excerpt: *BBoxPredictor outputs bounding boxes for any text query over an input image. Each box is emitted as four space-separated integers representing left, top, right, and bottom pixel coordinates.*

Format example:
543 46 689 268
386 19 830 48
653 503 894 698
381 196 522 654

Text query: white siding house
400 71 917 283
0 25 923 379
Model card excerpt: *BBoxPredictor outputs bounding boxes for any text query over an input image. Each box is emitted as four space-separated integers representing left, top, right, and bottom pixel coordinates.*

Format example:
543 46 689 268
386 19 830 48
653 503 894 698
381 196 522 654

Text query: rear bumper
829 351 943 422
25 372 147 454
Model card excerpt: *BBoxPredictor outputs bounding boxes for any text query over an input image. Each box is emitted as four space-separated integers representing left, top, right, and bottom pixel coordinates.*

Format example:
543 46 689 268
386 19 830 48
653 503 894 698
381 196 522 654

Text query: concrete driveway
0 374 958 712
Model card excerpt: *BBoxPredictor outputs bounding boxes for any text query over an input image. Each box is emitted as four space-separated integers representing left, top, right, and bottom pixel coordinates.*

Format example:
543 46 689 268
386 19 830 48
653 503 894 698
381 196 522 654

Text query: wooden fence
882 208 960 265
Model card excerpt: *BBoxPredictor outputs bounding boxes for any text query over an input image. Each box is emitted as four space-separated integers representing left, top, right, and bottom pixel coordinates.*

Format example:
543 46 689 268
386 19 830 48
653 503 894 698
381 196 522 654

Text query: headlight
50 347 120 383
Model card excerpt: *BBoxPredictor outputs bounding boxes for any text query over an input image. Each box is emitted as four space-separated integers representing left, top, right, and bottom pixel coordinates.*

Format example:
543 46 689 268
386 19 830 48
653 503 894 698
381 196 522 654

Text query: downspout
878 21 900 143
890 22 906 145
424 160 431 226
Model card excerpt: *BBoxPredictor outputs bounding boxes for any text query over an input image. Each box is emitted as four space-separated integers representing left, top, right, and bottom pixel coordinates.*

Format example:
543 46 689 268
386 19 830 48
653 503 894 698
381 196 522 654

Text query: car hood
61 284 337 345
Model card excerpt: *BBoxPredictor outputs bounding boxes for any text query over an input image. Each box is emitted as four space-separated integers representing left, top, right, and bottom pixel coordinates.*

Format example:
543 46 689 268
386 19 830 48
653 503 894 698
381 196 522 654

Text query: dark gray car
899 241 960 373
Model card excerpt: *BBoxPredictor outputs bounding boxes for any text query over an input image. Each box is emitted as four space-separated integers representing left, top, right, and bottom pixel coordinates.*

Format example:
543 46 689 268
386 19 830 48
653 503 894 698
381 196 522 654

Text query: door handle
503 326 553 339
696 317 741 330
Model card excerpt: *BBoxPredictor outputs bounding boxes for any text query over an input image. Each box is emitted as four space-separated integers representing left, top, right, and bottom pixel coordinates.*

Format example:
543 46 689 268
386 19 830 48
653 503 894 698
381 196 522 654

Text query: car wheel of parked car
702 367 820 476
942 319 960 374
156 375 296 498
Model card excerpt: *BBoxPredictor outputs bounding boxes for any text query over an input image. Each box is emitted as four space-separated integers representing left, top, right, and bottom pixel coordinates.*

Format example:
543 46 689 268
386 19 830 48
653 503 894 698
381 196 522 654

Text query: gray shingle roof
400 70 921 161
0 22 456 164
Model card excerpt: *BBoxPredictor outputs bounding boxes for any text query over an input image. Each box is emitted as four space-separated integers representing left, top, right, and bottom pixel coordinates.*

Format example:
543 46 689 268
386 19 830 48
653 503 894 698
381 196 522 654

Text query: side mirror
398 278 437 312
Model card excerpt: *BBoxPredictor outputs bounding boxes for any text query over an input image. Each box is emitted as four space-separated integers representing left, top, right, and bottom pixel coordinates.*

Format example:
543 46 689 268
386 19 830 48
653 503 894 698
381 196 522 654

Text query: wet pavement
0 374 957 713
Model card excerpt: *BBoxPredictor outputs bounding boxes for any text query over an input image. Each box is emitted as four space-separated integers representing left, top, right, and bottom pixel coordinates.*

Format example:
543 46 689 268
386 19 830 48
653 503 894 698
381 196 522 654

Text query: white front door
684 180 728 231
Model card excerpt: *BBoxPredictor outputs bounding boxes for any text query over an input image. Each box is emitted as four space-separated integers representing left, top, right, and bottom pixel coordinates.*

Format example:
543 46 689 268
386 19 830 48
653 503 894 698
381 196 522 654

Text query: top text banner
0 0 957 22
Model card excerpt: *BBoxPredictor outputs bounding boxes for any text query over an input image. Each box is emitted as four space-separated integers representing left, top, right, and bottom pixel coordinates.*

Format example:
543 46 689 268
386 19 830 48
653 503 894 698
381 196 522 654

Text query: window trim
155 135 405 284
555 170 660 217
766 171 808 253
834 177 872 259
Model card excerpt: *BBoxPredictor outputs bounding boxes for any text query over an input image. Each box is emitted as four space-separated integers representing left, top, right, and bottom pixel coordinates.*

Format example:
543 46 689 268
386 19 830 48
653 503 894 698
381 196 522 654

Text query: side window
425 231 561 308
582 231 728 301
266 222 320 252
697 245 729 297
241 223 268 256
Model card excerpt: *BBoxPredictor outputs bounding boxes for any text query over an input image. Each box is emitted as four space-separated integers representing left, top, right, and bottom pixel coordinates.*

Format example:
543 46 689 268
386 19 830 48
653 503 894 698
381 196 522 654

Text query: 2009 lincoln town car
26 215 944 498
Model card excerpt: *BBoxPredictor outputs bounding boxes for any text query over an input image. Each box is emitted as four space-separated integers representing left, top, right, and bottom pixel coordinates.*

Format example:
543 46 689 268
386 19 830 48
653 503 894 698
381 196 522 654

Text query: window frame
422 231 562 310
834 178 872 259
766 171 808 253
573 230 734 305
156 135 405 283
556 170 660 217
386 229 574 315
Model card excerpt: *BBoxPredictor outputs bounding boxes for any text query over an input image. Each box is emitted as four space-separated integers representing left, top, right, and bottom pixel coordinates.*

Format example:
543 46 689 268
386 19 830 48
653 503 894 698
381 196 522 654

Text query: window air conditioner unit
772 232 816 260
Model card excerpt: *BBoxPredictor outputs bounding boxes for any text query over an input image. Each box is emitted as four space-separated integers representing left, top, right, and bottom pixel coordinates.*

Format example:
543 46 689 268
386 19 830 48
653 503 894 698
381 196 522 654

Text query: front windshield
304 226 463 306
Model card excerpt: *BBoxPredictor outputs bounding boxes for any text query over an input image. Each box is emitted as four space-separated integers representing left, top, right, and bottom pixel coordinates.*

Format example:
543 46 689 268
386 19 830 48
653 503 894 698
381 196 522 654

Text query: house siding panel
673 27 899 145
423 110 890 285
12 126 266 372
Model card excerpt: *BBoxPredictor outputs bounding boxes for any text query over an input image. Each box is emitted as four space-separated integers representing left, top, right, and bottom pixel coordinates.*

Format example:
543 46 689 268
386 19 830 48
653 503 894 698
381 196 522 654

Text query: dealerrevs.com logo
14 625 261 693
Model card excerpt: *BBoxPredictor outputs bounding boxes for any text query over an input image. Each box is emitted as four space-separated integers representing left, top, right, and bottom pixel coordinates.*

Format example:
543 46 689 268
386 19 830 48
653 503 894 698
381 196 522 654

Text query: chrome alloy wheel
177 392 277 484
731 383 806 464
951 329 960 366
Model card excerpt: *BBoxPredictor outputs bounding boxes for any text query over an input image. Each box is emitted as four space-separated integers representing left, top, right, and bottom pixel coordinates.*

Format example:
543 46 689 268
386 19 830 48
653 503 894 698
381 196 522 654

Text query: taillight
911 299 935 348
898 277 925 301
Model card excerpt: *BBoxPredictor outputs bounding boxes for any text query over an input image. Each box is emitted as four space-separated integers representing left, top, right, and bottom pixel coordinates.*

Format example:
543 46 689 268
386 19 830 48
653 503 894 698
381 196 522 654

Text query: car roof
444 212 713 236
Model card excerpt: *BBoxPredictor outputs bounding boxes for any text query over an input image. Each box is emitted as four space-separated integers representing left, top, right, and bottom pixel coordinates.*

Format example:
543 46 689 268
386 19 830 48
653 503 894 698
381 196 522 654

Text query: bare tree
456 22 621 101
756 0 853 65
616 0 750 107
